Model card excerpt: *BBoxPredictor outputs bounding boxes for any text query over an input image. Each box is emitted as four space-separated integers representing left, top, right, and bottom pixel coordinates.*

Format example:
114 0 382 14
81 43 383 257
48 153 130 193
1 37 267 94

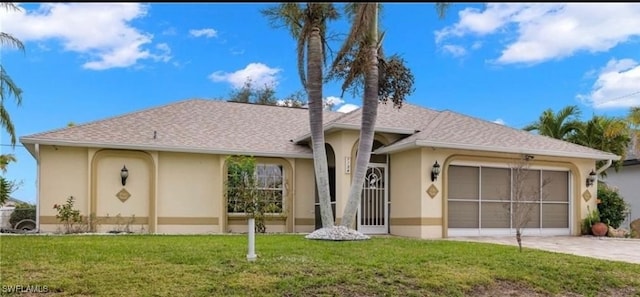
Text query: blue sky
2 3 639 203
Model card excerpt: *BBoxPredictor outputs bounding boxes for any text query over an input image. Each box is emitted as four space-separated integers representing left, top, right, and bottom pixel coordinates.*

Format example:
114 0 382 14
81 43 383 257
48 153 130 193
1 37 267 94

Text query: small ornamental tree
53 196 84 234
509 157 551 252
225 156 281 233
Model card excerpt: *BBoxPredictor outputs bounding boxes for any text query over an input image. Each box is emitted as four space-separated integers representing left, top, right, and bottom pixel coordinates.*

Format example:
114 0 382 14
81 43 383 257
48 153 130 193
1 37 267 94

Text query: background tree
1 2 25 146
628 106 640 155
262 3 339 229
523 105 582 140
228 79 277 105
568 115 631 173
0 154 18 205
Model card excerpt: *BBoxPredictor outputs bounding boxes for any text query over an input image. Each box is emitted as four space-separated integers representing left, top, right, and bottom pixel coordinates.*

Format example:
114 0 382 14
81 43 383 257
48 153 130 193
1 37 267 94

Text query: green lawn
1 234 639 297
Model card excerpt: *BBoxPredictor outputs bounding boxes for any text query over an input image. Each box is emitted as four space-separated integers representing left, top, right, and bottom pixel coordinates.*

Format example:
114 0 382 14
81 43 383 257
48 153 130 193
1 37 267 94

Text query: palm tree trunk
340 4 379 228
308 27 334 228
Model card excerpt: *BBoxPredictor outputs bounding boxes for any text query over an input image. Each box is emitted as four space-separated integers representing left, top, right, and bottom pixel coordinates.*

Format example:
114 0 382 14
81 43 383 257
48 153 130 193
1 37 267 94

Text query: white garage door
447 164 571 237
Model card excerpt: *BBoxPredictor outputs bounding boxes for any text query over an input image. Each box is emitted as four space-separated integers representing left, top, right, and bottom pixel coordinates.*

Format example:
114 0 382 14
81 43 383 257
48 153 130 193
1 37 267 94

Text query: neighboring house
0 197 28 229
603 134 639 224
20 99 619 238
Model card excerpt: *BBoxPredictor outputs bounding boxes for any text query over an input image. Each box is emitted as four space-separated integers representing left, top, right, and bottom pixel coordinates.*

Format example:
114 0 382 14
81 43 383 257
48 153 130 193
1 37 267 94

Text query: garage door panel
542 204 569 228
513 202 540 228
481 202 510 228
481 168 510 201
449 166 479 199
448 201 479 228
543 171 569 202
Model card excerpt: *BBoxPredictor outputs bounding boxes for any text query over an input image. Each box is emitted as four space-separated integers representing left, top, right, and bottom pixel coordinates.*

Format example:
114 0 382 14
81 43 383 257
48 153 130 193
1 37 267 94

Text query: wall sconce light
431 161 441 182
586 170 596 187
121 165 129 186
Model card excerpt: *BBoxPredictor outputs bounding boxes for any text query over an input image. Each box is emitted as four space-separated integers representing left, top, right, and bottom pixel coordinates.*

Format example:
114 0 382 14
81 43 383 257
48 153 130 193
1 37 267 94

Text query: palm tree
0 153 16 205
0 153 16 173
523 105 582 140
569 115 631 174
1 2 25 147
330 3 446 229
628 106 640 156
629 106 640 128
262 4 339 228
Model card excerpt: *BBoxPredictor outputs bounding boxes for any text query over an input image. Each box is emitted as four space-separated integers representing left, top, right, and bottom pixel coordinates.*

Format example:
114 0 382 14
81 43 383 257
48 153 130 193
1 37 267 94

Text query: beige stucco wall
38 145 89 232
34 139 600 238
37 145 317 234
293 158 316 233
156 152 221 234
388 148 425 238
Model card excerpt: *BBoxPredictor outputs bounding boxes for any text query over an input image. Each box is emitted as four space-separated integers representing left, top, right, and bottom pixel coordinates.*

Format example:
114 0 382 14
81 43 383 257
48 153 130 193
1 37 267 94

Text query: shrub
581 206 600 235
53 196 84 234
597 183 628 228
9 202 36 228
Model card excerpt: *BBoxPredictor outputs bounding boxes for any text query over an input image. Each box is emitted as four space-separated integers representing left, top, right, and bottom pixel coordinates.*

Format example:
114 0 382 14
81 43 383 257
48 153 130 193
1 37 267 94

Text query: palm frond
435 3 450 20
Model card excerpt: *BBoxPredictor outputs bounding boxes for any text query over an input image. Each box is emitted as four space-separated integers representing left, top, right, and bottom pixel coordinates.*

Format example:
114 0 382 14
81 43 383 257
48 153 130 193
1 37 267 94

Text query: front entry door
358 163 388 234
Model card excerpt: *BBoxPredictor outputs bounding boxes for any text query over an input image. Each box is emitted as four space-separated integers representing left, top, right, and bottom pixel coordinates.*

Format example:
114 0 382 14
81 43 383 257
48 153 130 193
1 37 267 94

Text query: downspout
35 143 40 232
596 159 613 175
594 159 614 189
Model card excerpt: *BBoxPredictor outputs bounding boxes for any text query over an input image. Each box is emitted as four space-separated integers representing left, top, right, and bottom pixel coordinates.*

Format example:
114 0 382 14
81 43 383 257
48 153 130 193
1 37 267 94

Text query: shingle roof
374 103 619 161
20 99 343 158
21 98 620 161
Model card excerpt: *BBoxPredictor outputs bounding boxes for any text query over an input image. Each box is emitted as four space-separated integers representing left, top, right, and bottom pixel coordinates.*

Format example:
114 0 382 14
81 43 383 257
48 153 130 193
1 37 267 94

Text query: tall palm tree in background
262 4 339 228
628 106 640 155
1 2 24 147
523 105 582 140
329 3 446 228
568 115 631 174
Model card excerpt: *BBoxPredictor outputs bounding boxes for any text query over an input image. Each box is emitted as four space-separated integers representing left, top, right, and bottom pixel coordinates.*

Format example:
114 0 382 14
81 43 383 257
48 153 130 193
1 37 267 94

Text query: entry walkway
448 235 640 264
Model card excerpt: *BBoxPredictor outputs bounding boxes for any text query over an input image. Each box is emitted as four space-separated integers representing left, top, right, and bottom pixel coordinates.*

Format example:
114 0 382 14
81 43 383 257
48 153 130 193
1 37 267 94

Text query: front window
227 163 284 214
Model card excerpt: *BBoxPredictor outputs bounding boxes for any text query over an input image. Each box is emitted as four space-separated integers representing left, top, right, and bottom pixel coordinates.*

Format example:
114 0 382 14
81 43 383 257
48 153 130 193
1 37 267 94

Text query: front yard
1 234 639 296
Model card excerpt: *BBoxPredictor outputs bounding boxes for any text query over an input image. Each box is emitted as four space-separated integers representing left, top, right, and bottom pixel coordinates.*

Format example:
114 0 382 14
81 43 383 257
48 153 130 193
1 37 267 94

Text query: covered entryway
358 163 388 234
447 163 571 237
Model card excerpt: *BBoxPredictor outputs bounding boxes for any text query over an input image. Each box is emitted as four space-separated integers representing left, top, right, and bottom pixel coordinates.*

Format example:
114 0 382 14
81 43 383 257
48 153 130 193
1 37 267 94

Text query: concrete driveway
448 236 640 264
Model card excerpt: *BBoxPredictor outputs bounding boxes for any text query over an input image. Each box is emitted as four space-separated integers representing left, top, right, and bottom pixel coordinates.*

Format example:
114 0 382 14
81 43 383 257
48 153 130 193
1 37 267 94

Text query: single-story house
20 99 619 238
603 134 639 224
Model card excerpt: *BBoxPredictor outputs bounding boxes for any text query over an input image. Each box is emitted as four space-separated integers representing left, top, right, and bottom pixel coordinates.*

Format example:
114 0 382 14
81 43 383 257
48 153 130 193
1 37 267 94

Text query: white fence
0 207 16 229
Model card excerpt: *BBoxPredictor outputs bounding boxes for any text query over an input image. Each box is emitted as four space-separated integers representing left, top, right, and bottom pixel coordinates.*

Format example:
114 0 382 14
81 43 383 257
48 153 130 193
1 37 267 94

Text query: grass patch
1 234 639 296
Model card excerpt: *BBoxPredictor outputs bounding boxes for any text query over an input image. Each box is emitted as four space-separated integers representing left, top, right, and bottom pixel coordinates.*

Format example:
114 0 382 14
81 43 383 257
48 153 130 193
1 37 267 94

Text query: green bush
9 202 36 228
597 183 628 228
580 206 600 235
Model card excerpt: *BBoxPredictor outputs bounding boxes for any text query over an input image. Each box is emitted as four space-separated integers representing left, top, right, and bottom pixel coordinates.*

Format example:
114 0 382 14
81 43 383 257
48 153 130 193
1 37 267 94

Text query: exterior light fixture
121 165 129 186
431 161 441 182
586 170 596 187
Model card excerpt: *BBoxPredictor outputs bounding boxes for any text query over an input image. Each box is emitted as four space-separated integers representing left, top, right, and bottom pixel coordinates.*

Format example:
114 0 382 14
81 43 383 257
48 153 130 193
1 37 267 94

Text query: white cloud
152 43 172 63
1 3 169 70
435 3 640 65
189 28 218 38
441 44 467 57
493 118 506 125
209 63 282 89
337 104 359 113
577 58 640 109
324 96 345 106
162 27 177 36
